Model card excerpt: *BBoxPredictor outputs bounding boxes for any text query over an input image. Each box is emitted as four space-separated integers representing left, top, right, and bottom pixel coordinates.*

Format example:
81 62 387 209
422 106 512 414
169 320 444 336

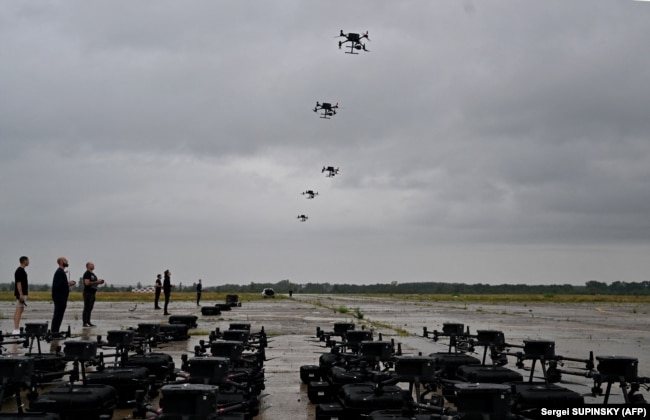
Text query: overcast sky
2 1 650 288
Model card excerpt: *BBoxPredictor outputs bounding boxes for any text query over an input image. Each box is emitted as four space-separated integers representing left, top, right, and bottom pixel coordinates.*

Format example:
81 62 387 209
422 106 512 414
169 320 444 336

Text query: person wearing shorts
13 256 29 335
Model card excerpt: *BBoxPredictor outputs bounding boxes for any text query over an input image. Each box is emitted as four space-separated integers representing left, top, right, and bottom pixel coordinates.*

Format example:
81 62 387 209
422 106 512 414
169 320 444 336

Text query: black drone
297 214 309 222
313 101 338 119
337 30 369 54
302 190 319 199
322 166 340 177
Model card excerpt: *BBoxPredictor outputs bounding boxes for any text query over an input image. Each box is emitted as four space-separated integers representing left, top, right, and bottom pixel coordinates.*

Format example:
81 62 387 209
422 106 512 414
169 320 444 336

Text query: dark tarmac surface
1 294 649 418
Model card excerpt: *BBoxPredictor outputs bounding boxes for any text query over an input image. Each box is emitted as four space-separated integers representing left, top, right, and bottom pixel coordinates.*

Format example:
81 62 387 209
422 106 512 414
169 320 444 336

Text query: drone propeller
363 31 370 41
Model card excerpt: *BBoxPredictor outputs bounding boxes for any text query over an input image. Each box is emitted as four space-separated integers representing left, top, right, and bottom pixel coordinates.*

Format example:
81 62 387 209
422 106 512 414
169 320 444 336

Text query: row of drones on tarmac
298 30 368 222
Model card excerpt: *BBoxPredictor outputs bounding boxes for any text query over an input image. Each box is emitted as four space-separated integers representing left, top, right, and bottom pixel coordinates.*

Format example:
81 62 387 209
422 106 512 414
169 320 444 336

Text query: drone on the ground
322 166 340 177
297 214 309 222
302 190 319 199
337 30 369 54
313 102 338 119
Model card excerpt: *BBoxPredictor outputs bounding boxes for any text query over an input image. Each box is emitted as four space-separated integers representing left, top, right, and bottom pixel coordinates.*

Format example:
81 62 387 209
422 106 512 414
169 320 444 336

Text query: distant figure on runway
51 257 76 336
154 274 163 309
163 269 174 315
196 279 202 306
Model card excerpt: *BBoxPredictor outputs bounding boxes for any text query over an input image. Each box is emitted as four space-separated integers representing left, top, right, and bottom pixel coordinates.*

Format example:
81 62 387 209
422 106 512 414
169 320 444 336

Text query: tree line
2 279 649 295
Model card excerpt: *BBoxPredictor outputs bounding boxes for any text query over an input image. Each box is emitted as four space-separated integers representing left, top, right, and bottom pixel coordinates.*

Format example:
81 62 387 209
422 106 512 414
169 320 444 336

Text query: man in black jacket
51 257 76 335
82 261 104 327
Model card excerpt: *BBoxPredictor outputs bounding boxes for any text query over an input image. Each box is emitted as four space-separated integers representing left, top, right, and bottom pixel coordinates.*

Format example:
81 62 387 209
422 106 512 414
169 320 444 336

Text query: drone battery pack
201 306 221 316
86 366 150 407
159 324 190 341
25 323 49 337
338 383 411 413
0 356 34 383
222 329 250 343
454 383 511 420
345 330 373 352
124 352 175 382
62 340 97 362
229 323 251 331
429 352 481 379
214 303 232 311
308 381 334 403
136 323 160 337
359 341 393 361
510 382 584 409
442 323 465 335
393 356 435 383
30 384 117 420
596 355 639 381
168 315 198 328
210 340 244 360
476 330 506 347
300 364 321 384
456 365 523 383
315 402 345 420
333 322 355 336
106 330 134 347
186 357 230 384
160 384 218 417
522 340 555 358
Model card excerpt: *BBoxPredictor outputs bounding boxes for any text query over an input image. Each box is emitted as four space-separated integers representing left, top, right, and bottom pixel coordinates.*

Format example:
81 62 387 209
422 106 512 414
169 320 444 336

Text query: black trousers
163 291 170 313
154 290 161 308
197 292 201 305
51 300 67 333
82 291 96 324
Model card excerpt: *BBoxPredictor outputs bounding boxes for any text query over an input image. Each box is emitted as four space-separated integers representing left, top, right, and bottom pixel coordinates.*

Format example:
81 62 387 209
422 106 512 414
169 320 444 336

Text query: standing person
82 262 104 327
154 274 163 309
51 257 76 336
13 256 30 335
196 279 202 306
163 269 174 315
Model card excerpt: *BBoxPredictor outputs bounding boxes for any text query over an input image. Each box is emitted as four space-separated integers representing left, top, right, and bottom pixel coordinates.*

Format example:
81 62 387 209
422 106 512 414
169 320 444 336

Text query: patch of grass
352 307 364 320
335 306 350 314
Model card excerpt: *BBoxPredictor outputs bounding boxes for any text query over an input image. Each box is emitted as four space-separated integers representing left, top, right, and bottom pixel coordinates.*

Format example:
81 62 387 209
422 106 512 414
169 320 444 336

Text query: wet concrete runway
2 294 649 418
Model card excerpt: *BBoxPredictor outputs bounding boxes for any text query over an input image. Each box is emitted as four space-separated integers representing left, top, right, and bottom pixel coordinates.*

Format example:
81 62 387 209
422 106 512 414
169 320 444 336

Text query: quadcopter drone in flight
322 166 340 177
297 214 309 222
313 102 338 119
302 190 319 199
337 30 370 54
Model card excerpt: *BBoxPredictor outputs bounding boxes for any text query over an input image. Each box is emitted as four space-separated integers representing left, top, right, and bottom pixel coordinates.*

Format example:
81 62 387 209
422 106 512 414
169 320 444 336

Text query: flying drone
302 190 319 199
337 30 369 54
297 214 309 222
313 102 338 119
322 166 340 177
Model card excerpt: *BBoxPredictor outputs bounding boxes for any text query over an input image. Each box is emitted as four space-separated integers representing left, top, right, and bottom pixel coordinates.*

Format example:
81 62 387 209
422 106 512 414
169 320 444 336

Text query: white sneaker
12 329 20 335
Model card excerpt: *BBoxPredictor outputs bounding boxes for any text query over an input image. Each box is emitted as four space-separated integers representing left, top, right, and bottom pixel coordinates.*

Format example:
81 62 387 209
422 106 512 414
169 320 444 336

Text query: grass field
2 291 648 304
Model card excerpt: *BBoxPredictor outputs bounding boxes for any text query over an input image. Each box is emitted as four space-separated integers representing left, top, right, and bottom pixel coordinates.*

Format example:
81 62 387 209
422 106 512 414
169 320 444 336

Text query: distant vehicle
322 166 340 177
297 214 309 222
262 288 275 298
337 30 369 54
313 101 338 119
302 190 319 199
